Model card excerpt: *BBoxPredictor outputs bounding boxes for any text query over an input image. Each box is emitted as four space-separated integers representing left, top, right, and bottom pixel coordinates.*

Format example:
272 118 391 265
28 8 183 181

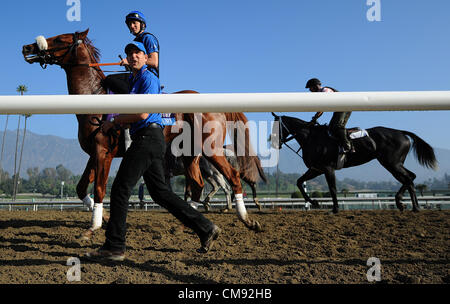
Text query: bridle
36 32 86 69
275 115 303 159
35 32 105 94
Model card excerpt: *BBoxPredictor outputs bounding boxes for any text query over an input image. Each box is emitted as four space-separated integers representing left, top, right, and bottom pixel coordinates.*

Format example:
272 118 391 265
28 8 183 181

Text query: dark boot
334 127 353 153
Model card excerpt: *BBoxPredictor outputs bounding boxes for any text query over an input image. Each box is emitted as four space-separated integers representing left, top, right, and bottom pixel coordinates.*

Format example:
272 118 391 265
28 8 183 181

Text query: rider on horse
305 78 354 153
103 10 160 93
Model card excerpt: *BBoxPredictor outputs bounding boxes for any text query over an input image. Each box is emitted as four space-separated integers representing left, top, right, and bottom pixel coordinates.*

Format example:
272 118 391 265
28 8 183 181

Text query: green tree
341 188 349 198
415 184 427 196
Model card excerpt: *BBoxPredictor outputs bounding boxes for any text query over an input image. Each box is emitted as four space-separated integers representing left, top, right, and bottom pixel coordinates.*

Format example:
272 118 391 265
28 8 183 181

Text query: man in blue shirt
85 42 220 261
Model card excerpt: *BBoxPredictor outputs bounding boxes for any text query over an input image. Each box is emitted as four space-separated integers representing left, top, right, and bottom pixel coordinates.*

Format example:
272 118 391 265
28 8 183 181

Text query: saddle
327 127 369 141
346 127 369 139
327 127 369 170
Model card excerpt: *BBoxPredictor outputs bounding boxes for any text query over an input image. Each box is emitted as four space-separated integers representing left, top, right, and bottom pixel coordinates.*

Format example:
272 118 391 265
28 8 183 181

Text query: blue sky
1 0 449 150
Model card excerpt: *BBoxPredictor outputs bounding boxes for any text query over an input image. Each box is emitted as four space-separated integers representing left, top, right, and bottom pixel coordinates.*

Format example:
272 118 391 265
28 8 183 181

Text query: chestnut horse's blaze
22 29 262 239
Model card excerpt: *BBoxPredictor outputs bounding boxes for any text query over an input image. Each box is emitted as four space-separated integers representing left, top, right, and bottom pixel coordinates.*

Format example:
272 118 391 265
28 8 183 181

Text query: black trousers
103 126 214 252
330 112 352 151
103 73 130 94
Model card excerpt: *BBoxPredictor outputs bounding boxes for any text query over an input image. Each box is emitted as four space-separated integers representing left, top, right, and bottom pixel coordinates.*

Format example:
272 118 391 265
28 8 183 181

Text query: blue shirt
128 65 162 135
134 32 159 77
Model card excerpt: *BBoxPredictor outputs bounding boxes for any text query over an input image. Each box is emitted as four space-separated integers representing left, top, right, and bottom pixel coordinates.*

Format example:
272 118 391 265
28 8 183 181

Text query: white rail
1 91 450 114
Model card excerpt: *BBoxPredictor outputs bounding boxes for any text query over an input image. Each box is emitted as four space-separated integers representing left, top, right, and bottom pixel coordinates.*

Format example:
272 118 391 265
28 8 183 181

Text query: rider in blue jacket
104 11 159 93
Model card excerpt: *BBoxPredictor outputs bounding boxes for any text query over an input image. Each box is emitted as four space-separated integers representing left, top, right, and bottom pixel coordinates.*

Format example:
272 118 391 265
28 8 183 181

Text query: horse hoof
396 204 404 212
202 203 211 212
221 208 230 213
252 221 263 232
311 200 320 208
79 235 90 241
79 229 94 241
332 208 339 214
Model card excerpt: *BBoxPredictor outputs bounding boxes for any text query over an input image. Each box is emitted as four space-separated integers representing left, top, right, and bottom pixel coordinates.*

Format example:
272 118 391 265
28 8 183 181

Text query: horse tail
253 156 267 183
402 131 438 170
224 113 267 183
224 112 253 158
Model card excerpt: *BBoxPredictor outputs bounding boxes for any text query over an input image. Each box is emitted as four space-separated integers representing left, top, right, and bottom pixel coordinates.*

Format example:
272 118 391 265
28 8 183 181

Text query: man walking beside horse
84 41 220 262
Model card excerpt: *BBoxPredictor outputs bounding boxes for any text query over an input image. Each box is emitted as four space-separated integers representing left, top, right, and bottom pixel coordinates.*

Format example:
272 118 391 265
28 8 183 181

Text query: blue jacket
128 65 162 135
134 32 159 78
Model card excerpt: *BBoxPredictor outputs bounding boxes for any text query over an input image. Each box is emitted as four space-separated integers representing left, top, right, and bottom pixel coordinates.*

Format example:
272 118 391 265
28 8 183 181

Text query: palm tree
341 188 349 198
16 114 31 198
0 114 9 184
13 85 28 200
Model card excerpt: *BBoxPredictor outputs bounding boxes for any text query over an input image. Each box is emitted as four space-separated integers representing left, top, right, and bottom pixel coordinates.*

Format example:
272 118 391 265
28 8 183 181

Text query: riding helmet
126 11 147 30
305 78 321 89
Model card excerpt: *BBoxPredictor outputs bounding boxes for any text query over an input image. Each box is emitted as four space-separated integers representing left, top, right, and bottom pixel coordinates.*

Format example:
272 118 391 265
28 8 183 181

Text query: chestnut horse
22 29 262 239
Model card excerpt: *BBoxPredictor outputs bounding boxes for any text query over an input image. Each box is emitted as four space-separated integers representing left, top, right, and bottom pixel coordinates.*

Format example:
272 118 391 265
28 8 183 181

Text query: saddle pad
349 129 368 139
161 113 176 126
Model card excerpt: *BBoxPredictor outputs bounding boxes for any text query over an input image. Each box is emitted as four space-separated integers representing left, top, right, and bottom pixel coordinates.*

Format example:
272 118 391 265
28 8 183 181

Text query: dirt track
0 209 448 284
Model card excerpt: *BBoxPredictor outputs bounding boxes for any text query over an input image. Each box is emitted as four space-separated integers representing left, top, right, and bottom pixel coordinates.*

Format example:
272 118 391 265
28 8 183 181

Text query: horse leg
209 171 232 212
205 154 262 232
296 169 322 208
76 156 95 210
182 156 208 211
247 181 262 211
81 149 114 240
380 162 418 212
324 168 339 214
400 166 420 212
394 185 408 212
223 181 233 212
203 176 221 209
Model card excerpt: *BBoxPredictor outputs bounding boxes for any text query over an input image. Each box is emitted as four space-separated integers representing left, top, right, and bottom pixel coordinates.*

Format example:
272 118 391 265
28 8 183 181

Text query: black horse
270 113 438 213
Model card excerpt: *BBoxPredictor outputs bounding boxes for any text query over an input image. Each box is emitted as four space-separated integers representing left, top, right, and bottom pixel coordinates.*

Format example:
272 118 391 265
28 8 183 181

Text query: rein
278 116 304 160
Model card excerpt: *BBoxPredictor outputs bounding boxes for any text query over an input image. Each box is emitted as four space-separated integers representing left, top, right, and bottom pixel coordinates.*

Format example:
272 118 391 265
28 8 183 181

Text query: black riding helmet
305 78 321 89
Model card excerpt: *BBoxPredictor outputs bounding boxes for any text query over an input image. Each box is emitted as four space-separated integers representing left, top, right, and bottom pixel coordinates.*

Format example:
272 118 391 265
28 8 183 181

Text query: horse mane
283 115 328 131
81 35 101 63
282 115 308 128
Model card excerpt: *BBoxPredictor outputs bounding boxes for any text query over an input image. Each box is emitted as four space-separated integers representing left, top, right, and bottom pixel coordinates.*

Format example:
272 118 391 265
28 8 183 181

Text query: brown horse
22 29 262 238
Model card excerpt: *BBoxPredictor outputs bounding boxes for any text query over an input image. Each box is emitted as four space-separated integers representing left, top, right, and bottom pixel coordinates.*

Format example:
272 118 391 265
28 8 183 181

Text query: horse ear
78 29 89 39
271 112 278 118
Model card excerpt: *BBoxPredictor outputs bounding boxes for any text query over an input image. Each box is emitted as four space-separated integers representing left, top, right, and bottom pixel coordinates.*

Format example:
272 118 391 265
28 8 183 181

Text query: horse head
22 29 91 69
270 113 311 149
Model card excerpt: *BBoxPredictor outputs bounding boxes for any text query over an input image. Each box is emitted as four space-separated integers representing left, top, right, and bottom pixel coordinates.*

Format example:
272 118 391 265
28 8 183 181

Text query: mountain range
0 129 449 183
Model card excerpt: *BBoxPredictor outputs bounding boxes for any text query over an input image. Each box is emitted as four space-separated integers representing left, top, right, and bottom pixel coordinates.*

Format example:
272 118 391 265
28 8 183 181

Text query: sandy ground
0 209 448 284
